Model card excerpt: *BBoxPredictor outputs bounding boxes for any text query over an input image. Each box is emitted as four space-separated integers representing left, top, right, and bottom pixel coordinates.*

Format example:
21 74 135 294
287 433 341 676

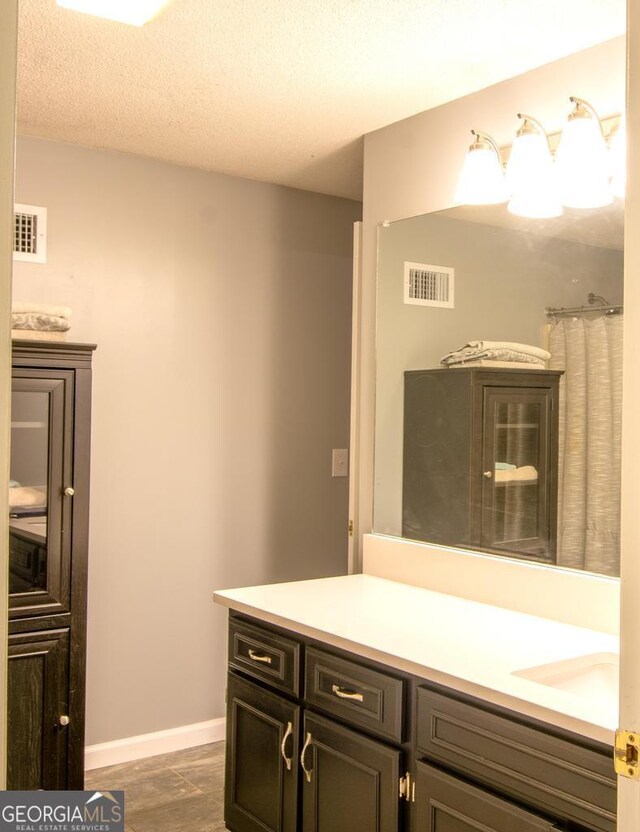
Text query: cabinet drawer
228 617 301 696
416 687 616 832
304 646 403 742
415 761 557 832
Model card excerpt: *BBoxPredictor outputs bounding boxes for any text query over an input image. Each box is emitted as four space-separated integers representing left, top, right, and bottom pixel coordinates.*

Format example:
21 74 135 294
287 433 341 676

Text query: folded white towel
494 465 538 483
11 312 70 332
442 348 546 366
12 302 71 319
8 485 47 508
447 359 545 370
465 341 550 361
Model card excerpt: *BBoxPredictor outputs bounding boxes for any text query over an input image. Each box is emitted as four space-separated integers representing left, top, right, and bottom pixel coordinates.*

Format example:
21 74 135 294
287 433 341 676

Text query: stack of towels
11 303 71 341
441 340 550 369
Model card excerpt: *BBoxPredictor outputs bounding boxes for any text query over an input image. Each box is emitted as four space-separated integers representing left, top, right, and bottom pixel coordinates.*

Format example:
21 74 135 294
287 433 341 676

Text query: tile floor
84 742 227 832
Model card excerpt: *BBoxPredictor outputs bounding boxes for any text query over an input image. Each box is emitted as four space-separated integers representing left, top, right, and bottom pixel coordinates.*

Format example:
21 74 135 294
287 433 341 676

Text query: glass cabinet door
481 387 554 561
9 371 74 617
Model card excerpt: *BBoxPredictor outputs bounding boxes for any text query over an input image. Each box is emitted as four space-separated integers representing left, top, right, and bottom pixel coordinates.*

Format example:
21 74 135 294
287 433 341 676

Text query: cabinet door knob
300 731 313 783
280 721 293 771
483 471 493 479
64 487 75 497
58 715 70 727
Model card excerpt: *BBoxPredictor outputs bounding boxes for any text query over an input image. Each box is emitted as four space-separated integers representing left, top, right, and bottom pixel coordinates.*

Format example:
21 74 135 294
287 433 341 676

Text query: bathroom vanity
214 574 618 832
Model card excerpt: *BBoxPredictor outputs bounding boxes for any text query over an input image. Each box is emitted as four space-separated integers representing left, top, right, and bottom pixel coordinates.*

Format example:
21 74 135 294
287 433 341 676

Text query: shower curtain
549 315 623 576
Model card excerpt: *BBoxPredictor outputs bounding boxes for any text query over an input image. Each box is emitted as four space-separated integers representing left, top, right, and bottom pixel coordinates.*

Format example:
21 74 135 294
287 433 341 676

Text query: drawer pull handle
331 684 364 702
248 649 272 665
280 721 293 771
300 731 313 783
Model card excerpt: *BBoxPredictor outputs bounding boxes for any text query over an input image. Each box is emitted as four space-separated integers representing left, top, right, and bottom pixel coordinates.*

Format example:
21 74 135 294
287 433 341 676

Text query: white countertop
214 574 619 745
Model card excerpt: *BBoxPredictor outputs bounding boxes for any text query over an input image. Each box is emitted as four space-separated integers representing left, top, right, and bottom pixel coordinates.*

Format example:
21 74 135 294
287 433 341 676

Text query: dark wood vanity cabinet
403 367 562 563
224 613 616 832
8 341 95 790
225 615 406 832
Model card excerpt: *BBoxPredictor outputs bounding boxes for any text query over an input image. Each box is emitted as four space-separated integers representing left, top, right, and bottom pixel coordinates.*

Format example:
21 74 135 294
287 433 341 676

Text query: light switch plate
332 448 348 477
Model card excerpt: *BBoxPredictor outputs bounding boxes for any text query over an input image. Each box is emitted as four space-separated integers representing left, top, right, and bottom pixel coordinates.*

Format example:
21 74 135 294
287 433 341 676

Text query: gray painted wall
12 136 361 744
374 211 623 535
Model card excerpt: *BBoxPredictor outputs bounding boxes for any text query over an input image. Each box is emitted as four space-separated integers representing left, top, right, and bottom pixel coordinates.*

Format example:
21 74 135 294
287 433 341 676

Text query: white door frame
347 221 363 573
0 0 19 790
617 1 640 827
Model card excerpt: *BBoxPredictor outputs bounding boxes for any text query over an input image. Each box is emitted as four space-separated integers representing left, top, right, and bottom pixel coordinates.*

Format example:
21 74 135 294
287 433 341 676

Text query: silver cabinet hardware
331 684 364 703
64 486 75 496
280 721 293 771
248 649 272 664
483 471 493 479
58 715 70 727
300 732 313 783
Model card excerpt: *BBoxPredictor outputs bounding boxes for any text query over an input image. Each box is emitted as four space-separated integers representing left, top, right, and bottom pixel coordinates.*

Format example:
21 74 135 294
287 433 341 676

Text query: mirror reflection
374 202 623 576
9 390 49 593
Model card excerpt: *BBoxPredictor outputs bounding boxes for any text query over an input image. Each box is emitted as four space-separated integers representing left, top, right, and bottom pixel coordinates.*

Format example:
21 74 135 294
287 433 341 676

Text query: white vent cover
404 261 454 308
13 204 47 264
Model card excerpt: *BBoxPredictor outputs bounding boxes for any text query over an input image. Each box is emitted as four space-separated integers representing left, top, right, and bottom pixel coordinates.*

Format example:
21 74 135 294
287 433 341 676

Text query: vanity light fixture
555 97 613 209
505 115 562 219
609 115 627 199
455 131 509 205
56 0 172 26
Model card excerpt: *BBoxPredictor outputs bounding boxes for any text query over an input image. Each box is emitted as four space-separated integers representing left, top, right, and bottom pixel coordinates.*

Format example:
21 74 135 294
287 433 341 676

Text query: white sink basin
513 652 619 701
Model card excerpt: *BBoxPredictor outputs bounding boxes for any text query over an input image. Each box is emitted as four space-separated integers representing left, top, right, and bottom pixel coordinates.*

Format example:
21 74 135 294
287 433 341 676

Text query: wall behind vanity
12 137 361 746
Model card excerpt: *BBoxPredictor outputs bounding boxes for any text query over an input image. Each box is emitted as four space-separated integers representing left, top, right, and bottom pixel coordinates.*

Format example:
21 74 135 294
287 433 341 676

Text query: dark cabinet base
225 673 300 832
8 628 70 790
301 712 401 832
414 763 556 832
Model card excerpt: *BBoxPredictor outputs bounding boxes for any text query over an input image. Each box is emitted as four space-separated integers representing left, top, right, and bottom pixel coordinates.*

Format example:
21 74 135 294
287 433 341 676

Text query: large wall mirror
374 202 623 577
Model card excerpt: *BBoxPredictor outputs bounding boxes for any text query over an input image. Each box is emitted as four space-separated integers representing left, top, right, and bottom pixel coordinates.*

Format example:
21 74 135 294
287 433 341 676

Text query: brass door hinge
614 729 640 779
399 771 415 802
348 520 354 537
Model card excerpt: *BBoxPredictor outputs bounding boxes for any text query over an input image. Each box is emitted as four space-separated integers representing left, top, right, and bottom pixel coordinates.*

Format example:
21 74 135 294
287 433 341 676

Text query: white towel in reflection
494 466 538 483
8 486 47 507
466 341 550 360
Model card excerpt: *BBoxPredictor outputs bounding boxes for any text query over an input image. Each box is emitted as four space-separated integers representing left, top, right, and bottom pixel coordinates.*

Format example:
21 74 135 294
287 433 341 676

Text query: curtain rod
545 304 623 318
545 293 623 319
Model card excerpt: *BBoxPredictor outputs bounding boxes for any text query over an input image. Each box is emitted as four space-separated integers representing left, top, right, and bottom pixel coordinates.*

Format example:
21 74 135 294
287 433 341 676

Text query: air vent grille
404 262 454 308
13 204 47 263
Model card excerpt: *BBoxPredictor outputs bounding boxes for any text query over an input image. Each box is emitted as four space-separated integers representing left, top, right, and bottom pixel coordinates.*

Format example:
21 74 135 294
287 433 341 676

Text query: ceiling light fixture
455 131 509 206
505 115 562 219
56 0 172 27
555 97 613 209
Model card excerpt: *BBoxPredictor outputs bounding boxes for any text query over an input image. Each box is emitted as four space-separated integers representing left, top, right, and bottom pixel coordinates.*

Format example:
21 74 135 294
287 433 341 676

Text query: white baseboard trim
85 717 226 771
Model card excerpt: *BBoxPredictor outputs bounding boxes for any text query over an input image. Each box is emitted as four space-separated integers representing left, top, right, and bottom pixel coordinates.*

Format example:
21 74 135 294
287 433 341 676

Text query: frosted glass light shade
506 131 562 219
610 116 626 199
455 147 508 205
56 0 171 25
556 116 612 209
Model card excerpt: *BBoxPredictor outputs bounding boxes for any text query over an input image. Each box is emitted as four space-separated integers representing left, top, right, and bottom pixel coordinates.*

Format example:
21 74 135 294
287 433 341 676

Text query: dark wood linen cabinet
403 367 562 563
8 340 95 790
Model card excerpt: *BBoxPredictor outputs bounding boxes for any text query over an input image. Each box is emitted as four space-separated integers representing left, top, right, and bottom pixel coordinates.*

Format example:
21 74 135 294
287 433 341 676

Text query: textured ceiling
17 0 626 201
